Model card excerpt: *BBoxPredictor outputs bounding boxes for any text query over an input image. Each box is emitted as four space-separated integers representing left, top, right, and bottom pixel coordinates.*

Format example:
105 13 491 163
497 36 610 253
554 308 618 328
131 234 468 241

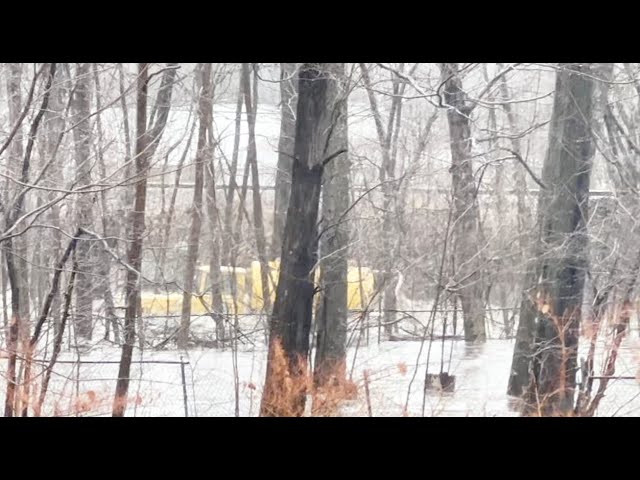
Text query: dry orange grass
260 339 358 417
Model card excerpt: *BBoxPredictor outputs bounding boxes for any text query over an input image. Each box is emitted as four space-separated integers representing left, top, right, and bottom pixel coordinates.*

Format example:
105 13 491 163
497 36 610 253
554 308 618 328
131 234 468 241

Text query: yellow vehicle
139 260 376 316
248 260 376 311
139 266 250 316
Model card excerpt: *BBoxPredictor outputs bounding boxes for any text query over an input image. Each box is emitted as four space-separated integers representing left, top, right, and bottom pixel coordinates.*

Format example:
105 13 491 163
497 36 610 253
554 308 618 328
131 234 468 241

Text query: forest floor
1 312 638 417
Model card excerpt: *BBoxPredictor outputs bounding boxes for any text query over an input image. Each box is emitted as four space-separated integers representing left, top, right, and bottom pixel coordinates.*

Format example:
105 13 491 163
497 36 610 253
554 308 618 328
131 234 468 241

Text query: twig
363 370 373 417
497 147 547 189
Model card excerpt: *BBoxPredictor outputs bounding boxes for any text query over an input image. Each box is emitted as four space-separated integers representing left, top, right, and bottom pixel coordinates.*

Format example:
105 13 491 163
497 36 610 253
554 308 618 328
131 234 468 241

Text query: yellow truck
247 260 377 311
139 266 250 316
139 260 376 316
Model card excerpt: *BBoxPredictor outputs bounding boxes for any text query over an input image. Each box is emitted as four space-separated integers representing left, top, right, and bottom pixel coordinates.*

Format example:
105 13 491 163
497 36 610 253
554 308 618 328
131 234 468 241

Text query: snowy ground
1 313 639 417
2 338 639 417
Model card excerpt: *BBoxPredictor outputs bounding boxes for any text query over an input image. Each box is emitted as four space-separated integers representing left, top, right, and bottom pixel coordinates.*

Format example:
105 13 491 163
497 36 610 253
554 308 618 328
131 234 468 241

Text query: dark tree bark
313 63 350 388
260 64 338 417
113 63 177 417
113 63 151 417
178 63 213 349
440 63 486 343
508 64 595 415
271 63 298 260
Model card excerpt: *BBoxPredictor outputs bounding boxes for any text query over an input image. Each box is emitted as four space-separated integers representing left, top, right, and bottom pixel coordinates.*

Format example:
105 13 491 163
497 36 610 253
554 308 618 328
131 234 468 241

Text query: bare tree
439 62 486 343
3 62 57 417
4 63 31 345
261 63 343 417
157 113 197 282
113 63 177 417
242 63 272 315
509 64 595 415
92 63 120 343
313 63 350 388
271 63 298 259
71 62 95 341
178 63 214 349
205 123 226 344
359 63 403 336
222 80 243 264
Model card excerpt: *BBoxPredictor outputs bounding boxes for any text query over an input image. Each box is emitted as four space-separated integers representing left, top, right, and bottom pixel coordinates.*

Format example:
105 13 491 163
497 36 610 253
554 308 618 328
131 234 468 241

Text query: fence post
180 356 189 417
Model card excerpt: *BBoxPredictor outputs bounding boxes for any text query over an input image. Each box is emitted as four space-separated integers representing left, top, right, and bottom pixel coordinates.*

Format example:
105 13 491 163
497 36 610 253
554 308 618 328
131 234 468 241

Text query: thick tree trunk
440 63 486 343
71 63 94 341
260 64 336 417
178 63 213 349
313 63 350 388
509 64 595 415
271 63 298 260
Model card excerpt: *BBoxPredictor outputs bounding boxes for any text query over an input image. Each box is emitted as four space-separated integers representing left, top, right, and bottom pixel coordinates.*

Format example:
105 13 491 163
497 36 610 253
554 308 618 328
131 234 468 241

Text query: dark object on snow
425 372 456 393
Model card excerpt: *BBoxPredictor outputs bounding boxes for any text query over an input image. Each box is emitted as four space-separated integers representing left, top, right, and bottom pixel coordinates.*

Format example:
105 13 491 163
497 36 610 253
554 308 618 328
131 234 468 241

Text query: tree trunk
43 64 66 339
222 79 244 265
260 64 336 417
205 130 226 344
313 63 350 388
178 63 213 349
510 64 595 415
4 63 31 346
242 64 272 315
359 63 413 337
3 63 56 417
71 63 94 341
440 62 486 343
118 63 134 210
113 63 177 417
497 63 531 249
157 114 197 283
93 63 120 343
481 64 509 337
271 63 298 260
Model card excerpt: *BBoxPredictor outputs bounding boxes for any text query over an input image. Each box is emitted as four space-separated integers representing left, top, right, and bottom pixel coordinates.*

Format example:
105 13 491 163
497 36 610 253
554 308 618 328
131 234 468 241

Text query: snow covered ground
2 327 638 417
